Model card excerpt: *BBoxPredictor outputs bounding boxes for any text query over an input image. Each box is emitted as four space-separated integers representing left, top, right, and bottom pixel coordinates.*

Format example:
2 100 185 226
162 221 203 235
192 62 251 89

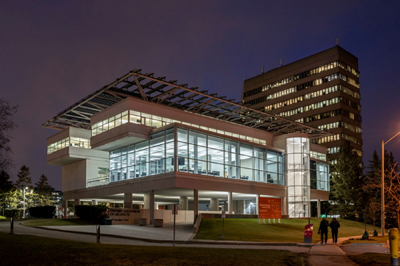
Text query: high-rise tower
242 46 362 163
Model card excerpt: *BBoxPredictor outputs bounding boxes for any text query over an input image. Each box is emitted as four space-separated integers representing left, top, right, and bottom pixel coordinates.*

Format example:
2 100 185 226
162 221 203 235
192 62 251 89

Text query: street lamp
381 131 400 236
23 186 28 218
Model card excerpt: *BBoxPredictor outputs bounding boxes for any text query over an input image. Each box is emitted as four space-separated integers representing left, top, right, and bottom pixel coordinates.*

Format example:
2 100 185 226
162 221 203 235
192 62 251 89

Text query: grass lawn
23 218 95 226
0 232 309 266
348 254 391 266
342 236 389 245
195 218 381 243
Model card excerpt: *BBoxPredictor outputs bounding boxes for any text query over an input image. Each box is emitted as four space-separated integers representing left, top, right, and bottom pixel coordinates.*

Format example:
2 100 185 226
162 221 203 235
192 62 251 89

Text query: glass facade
108 126 285 185
47 137 90 155
92 109 267 146
109 128 174 182
310 160 329 191
286 137 310 218
176 128 285 183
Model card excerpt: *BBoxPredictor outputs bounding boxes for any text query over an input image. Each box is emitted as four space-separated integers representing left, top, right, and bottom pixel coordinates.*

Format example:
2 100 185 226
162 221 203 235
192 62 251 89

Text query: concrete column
179 196 188 210
73 199 80 218
144 193 151 209
210 198 219 211
91 200 97 206
317 200 321 217
144 191 155 224
150 190 155 224
124 193 133 209
194 189 199 223
256 195 259 215
283 196 288 216
228 192 233 214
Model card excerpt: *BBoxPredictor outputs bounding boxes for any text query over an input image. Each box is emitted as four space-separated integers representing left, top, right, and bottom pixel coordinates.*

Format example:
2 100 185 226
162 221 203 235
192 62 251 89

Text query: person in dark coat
318 218 329 244
330 218 341 244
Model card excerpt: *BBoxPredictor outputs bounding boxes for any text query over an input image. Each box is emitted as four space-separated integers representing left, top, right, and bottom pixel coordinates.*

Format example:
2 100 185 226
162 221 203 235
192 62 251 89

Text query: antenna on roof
336 38 339 45
262 66 264 73
280 59 283 67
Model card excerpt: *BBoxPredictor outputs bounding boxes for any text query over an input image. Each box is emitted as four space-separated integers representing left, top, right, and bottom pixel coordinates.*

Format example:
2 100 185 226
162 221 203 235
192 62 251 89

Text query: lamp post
23 186 28 219
381 132 400 236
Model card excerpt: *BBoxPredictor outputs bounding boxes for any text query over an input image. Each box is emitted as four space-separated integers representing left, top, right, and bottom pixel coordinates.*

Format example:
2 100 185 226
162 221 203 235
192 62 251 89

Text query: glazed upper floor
47 97 328 163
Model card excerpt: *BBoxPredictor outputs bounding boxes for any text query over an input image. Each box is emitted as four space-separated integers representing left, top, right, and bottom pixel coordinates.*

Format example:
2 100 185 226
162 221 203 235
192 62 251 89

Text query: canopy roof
43 69 330 138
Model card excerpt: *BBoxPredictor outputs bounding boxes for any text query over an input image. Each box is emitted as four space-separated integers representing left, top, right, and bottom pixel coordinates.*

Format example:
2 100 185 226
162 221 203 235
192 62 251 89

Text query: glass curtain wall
286 137 310 218
176 128 285 184
108 126 285 186
109 128 174 182
310 161 329 191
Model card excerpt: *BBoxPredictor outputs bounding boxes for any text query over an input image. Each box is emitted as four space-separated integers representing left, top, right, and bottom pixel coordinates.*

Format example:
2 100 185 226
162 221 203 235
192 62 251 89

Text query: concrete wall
62 158 109 191
62 160 87 191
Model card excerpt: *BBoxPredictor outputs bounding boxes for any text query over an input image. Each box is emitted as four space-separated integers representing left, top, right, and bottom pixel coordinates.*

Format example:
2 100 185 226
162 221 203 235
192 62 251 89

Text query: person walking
318 217 329 244
330 218 341 244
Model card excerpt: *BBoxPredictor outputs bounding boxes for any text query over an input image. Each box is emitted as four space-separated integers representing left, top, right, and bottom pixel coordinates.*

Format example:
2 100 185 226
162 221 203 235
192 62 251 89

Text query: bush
74 205 108 224
0 215 6 219
5 209 20 218
29 206 56 218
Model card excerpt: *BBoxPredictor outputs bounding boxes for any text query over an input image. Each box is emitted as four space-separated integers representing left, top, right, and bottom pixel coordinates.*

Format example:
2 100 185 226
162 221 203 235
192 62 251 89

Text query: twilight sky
1 1 400 190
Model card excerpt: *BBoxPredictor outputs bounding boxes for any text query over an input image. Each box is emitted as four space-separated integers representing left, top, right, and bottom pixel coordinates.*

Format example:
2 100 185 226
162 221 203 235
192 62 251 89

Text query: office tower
242 46 362 163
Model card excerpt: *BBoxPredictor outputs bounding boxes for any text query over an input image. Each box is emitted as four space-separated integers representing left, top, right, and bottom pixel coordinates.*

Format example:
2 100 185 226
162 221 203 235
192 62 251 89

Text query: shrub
74 205 107 224
0 215 6 219
29 206 56 218
5 209 20 218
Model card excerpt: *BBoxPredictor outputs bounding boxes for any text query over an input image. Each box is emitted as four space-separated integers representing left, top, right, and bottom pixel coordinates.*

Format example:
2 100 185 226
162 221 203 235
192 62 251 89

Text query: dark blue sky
1 1 400 189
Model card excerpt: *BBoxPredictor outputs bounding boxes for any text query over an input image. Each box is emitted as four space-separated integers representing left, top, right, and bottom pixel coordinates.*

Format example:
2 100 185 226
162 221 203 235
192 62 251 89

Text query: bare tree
365 164 400 228
366 200 380 232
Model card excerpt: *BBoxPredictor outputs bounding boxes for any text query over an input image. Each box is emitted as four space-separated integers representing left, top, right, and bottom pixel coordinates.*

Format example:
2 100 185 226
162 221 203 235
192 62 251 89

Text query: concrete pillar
144 191 155 224
150 191 155 224
124 193 133 209
210 198 219 211
91 200 97 206
283 196 288 216
194 189 199 223
179 196 188 210
228 192 233 214
256 195 259 215
317 200 321 217
144 192 150 209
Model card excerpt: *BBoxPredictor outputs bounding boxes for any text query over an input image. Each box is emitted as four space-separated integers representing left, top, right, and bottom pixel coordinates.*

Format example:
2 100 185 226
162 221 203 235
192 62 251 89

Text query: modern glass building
44 69 330 224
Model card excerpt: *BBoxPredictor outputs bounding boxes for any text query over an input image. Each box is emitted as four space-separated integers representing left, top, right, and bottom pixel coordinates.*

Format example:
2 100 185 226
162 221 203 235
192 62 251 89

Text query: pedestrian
318 217 329 244
330 218 340 244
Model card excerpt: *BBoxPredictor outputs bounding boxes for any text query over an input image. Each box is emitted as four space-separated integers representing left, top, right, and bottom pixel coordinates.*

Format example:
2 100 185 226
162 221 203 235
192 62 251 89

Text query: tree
0 170 15 215
0 98 18 172
330 141 364 219
15 165 32 190
361 151 383 224
34 174 54 206
366 199 380 232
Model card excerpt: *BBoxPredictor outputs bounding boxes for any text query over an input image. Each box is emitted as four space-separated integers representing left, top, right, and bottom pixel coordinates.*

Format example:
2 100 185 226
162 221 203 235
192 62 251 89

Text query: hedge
4 209 21 218
29 206 56 218
74 205 108 224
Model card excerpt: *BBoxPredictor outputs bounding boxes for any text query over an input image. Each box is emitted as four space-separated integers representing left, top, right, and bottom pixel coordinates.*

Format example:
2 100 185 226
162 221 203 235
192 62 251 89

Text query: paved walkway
0 221 391 265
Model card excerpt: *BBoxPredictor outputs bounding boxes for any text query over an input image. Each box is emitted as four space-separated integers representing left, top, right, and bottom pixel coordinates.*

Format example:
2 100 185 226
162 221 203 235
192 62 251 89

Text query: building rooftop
43 69 330 138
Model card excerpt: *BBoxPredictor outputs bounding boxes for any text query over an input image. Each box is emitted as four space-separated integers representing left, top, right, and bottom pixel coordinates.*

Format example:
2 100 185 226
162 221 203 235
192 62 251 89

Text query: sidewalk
309 237 389 266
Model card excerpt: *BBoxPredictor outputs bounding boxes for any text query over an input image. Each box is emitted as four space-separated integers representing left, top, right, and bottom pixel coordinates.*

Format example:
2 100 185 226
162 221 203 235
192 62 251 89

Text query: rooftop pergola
43 69 330 138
